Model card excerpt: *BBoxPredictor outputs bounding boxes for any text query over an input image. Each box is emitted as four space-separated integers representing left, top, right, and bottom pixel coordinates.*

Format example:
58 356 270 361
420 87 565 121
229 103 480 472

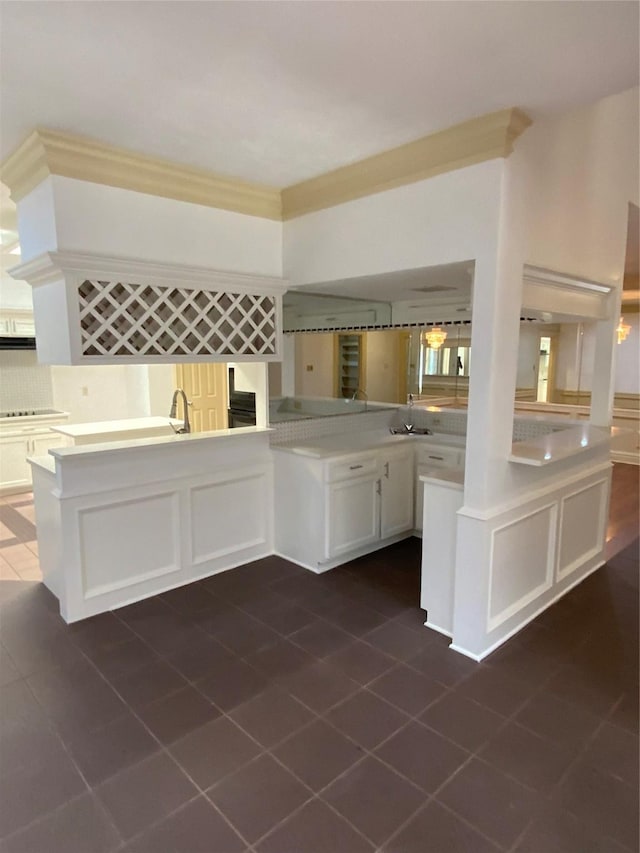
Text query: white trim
459 460 611 521
522 264 614 294
457 558 606 662
424 620 453 638
10 250 288 293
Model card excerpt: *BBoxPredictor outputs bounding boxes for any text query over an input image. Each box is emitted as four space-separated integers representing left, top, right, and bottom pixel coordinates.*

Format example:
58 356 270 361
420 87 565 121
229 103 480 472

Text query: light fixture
424 327 447 349
616 316 631 344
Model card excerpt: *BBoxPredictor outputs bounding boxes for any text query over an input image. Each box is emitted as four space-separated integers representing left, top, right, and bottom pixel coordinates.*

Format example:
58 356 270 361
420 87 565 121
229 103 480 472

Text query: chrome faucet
169 389 191 434
404 394 414 432
351 388 368 412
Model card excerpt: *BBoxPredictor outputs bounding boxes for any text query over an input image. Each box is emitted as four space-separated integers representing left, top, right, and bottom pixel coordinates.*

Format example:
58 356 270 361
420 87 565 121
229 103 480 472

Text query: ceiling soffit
1 108 531 221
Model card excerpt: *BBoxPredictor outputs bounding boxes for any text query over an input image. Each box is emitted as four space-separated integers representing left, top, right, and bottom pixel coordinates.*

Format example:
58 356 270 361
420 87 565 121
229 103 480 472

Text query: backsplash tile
270 409 393 444
0 351 54 412
269 403 557 446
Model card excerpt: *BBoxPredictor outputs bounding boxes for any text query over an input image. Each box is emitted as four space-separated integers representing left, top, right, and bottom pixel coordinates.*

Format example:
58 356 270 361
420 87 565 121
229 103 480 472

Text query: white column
281 334 296 397
463 164 527 510
591 288 622 425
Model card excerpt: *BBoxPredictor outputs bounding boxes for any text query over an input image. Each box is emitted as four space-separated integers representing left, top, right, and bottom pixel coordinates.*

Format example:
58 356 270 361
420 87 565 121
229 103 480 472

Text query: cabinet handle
349 464 363 470
384 461 389 479
376 479 382 495
428 455 444 461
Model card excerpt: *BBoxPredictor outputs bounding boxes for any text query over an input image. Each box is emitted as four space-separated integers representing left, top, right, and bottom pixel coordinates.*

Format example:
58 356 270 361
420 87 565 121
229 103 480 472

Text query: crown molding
1 129 283 220
9 250 288 293
2 108 531 223
280 107 532 220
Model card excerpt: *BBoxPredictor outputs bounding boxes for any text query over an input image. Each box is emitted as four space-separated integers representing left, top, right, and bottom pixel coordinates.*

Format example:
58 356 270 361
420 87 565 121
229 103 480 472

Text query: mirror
272 261 476 420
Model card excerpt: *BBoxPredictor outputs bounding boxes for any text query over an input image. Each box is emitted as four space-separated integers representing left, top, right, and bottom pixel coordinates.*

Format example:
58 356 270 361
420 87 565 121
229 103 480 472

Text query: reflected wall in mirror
517 321 596 406
516 318 639 411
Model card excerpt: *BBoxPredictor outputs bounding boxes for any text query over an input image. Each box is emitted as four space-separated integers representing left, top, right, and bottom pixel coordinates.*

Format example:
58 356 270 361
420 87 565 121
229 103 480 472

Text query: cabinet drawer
415 445 461 468
326 453 378 483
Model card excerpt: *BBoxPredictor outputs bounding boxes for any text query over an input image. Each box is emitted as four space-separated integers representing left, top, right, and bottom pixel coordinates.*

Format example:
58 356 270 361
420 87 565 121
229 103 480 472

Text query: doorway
536 335 556 403
174 363 228 432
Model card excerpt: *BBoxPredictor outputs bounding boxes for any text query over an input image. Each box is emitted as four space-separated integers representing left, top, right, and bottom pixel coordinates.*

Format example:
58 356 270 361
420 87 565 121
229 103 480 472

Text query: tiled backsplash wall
270 403 557 446
270 409 393 444
0 351 54 411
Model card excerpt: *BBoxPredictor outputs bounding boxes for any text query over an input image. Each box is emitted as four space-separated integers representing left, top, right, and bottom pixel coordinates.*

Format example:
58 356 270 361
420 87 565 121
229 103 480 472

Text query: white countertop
509 424 615 466
27 454 56 474
419 467 465 489
272 429 466 459
51 416 182 437
50 426 273 460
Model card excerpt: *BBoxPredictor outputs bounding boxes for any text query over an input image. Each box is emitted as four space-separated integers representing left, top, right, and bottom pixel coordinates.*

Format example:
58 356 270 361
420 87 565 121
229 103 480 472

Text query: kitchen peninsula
29 427 274 622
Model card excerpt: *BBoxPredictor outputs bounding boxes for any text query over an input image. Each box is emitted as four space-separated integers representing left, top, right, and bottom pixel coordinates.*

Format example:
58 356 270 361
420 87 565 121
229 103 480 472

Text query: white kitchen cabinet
274 444 415 571
327 473 380 558
0 310 35 337
0 434 32 490
0 415 70 494
31 432 68 457
414 443 465 533
381 447 415 538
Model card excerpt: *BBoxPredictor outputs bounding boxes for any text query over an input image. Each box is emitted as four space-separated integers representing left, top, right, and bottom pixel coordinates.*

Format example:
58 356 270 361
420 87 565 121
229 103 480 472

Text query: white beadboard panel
189 470 269 565
556 478 608 581
487 502 556 631
79 491 180 598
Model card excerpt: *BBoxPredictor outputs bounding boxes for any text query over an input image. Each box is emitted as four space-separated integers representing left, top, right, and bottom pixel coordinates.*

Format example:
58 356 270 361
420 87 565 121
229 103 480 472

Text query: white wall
554 324 584 392
514 87 639 284
553 316 640 396
516 325 540 390
0 271 32 310
615 313 640 393
283 159 504 286
18 175 283 278
51 363 175 424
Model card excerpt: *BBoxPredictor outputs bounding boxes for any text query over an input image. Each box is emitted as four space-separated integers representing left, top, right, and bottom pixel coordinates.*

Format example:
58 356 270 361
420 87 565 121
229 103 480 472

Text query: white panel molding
187 467 270 566
487 501 557 632
556 477 608 581
459 460 611 521
78 490 181 599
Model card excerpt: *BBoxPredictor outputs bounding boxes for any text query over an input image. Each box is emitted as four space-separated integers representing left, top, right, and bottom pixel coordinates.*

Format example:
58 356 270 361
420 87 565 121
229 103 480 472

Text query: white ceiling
292 261 475 303
1 1 638 186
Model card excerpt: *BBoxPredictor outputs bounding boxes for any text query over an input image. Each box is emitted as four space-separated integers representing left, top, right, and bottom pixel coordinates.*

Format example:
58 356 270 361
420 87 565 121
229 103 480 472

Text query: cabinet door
327 474 379 558
31 432 67 456
12 316 36 336
381 449 415 539
0 435 31 489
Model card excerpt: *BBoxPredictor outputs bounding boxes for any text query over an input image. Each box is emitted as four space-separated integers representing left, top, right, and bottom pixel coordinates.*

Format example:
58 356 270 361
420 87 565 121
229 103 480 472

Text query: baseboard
424 620 452 638
611 450 639 465
451 557 606 661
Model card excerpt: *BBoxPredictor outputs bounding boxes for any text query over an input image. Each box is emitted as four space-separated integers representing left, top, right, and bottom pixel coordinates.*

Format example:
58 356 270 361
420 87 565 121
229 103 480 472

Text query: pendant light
424 327 447 349
616 316 631 344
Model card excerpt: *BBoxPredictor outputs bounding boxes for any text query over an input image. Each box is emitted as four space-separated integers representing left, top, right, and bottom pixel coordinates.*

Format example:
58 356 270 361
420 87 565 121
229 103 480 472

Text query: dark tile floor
0 501 638 852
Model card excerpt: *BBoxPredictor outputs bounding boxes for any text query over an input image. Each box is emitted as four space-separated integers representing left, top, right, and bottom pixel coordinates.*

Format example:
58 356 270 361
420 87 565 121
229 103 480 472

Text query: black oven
228 390 256 428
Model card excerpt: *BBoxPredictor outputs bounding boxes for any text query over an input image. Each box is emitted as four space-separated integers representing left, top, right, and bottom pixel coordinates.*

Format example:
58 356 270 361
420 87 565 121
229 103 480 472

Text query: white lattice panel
78 280 277 358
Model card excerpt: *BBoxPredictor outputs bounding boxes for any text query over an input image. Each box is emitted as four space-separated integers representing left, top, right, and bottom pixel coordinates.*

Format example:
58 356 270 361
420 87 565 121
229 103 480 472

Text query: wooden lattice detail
77 280 277 357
